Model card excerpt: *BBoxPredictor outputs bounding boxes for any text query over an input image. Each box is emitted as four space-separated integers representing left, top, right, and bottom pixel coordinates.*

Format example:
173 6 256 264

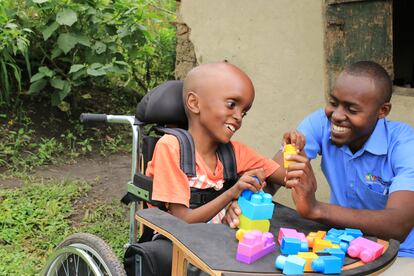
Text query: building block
347 237 384 263
313 238 340 253
278 227 308 245
236 229 248 241
337 234 355 252
307 231 326 248
344 228 363 238
238 214 270 232
238 190 275 220
275 255 306 275
283 144 298 168
317 248 345 265
280 237 308 255
324 235 341 245
327 228 345 238
236 230 275 264
311 255 342 274
297 252 318 272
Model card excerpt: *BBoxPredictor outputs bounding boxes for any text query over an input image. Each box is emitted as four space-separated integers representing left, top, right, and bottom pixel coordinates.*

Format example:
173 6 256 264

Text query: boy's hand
229 168 265 199
223 200 241 228
282 130 306 152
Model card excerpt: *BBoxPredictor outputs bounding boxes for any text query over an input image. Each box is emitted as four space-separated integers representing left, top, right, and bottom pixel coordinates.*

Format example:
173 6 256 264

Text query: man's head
183 62 255 144
325 61 392 152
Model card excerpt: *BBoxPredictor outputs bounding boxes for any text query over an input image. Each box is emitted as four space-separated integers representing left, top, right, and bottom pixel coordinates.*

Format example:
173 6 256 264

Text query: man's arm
286 154 414 242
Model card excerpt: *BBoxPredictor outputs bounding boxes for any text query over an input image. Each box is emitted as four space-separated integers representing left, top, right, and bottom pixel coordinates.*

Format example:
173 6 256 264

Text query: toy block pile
237 189 275 232
275 227 385 275
235 229 276 264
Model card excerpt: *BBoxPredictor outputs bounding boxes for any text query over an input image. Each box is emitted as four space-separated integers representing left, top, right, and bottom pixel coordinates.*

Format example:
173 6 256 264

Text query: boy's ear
378 102 392 119
186 91 200 114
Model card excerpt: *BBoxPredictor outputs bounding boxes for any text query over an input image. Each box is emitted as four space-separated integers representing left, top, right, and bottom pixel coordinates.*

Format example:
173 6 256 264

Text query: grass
0 178 129 275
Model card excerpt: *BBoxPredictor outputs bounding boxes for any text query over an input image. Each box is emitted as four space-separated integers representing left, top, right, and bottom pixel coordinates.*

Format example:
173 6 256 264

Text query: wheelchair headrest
136 80 188 128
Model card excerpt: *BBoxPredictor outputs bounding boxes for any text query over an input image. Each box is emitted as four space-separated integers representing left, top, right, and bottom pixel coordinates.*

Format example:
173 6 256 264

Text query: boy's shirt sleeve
297 109 325 160
232 141 279 177
146 135 191 207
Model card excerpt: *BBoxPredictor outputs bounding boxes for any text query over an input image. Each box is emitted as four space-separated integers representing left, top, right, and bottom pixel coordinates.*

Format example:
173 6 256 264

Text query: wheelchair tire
42 233 126 276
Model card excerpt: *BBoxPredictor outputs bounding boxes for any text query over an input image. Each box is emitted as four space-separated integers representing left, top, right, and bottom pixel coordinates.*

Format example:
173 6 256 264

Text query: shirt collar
362 118 388 155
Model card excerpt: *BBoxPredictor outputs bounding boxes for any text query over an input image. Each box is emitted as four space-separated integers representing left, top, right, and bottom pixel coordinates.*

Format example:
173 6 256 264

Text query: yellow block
283 144 297 168
312 238 339 252
238 214 270 232
298 252 318 272
307 230 326 248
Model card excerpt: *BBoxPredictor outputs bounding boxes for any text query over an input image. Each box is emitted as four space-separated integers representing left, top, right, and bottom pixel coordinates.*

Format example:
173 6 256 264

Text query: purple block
236 230 276 264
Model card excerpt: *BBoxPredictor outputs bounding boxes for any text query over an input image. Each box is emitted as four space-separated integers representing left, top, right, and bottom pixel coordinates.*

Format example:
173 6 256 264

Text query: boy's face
197 75 255 144
325 72 388 152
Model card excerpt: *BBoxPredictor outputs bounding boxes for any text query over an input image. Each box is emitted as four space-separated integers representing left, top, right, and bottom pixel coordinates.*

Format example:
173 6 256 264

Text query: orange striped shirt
146 134 279 223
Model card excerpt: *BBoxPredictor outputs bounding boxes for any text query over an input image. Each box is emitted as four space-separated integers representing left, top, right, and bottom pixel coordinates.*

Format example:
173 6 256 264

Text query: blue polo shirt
298 109 414 257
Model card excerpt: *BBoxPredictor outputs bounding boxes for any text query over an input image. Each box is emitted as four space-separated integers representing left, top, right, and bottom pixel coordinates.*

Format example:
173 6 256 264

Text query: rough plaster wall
178 0 328 207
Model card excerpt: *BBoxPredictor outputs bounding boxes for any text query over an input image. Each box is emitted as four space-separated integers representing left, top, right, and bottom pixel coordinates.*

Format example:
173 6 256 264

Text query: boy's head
183 62 255 144
325 61 392 152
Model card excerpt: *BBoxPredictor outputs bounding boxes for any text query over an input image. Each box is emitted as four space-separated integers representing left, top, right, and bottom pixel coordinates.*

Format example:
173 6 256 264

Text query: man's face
325 72 386 152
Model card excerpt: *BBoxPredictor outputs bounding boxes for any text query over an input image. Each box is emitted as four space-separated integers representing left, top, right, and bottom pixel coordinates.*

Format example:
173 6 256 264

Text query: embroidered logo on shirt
364 173 390 195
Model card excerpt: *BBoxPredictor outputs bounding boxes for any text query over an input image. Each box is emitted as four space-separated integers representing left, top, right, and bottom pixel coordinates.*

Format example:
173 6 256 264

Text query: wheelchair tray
136 203 399 275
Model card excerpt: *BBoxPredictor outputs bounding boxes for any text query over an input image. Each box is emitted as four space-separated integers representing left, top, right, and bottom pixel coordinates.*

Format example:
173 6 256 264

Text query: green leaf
92 41 106 54
73 34 91 47
33 0 48 3
57 33 77 54
56 9 78 27
69 64 85 74
50 78 68 90
58 101 70 112
86 63 106 76
30 72 45 83
51 48 62 59
28 79 47 94
42 22 59 41
38 66 54 77
81 93 92 99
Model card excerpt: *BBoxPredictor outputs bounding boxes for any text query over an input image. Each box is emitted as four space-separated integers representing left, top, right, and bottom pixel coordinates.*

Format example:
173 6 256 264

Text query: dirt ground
0 153 131 225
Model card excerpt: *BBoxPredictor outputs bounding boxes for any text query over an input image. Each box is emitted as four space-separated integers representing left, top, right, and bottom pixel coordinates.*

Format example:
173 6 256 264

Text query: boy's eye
226 100 236 109
328 99 338 107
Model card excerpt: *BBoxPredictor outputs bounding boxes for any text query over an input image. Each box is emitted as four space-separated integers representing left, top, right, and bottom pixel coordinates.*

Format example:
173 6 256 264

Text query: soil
0 153 131 226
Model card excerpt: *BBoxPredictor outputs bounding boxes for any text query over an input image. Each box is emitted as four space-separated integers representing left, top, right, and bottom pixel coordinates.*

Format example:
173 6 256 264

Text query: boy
146 62 285 225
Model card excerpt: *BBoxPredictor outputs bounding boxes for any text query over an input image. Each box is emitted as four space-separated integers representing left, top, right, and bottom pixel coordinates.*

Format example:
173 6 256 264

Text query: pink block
347 237 384 263
278 227 308 244
236 230 275 263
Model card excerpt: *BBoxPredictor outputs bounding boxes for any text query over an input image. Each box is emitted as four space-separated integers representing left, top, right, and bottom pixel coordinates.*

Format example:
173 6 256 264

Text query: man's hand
223 200 241 228
282 130 306 152
285 153 320 219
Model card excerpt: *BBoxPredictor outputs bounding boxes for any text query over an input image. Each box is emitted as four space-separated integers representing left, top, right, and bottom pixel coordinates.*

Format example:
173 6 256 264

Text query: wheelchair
42 80 193 276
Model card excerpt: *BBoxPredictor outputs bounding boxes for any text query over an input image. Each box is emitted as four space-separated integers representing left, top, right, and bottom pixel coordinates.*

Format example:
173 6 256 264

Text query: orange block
306 231 326 248
313 238 340 253
298 252 318 272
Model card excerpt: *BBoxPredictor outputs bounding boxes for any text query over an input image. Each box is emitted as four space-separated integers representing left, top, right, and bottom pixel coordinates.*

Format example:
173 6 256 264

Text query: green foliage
78 201 129 258
2 0 176 113
0 179 90 275
0 1 32 111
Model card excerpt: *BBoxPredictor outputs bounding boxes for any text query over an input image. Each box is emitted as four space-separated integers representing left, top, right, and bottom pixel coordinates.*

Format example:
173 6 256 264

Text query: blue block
344 228 363 238
238 190 274 220
327 228 344 238
312 255 342 274
275 255 305 275
324 235 341 245
338 234 355 252
280 237 307 255
317 248 346 265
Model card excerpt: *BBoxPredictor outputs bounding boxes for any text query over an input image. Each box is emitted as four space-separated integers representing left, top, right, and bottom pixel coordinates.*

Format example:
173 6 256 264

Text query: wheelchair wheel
42 233 126 276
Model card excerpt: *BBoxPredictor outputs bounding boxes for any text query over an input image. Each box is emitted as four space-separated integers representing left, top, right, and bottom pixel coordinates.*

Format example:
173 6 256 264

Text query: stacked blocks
278 227 308 246
238 189 274 232
236 230 276 264
311 255 342 274
317 248 346 265
275 255 306 275
347 236 384 263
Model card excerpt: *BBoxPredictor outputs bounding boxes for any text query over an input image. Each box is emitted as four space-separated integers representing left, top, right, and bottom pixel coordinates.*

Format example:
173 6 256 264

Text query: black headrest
135 80 187 127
